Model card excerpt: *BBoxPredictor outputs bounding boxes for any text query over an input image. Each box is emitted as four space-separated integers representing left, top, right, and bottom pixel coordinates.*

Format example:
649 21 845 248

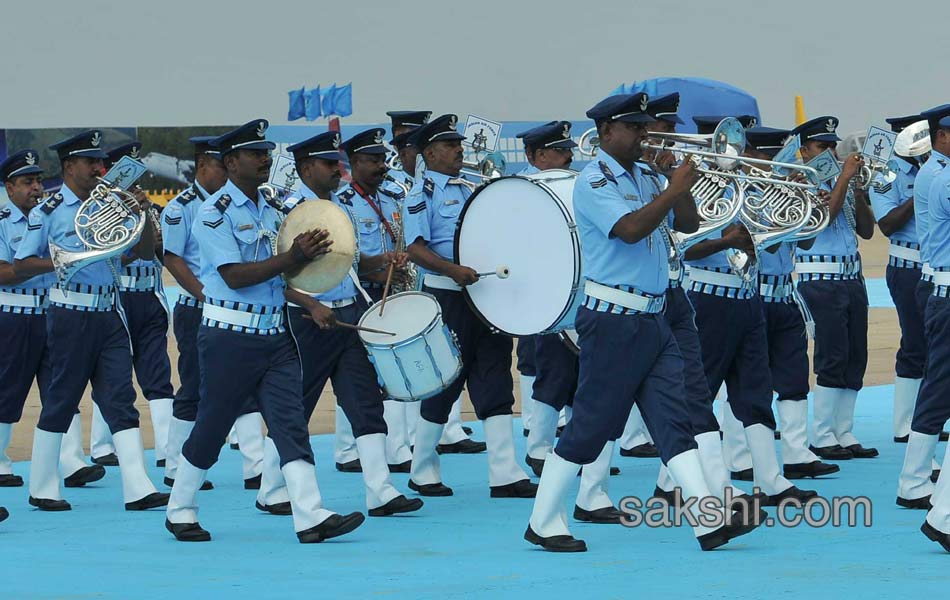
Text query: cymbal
276 199 356 294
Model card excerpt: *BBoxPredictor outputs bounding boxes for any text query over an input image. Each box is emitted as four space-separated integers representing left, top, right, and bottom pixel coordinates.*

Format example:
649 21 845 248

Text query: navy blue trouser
912 295 950 435
763 301 810 402
171 303 257 421
0 313 50 423
532 333 576 412
916 279 935 329
886 266 926 379
796 279 868 390
38 306 138 434
420 288 514 423
287 302 386 437
119 291 174 400
183 326 313 470
556 308 696 465
689 292 776 429
516 335 537 377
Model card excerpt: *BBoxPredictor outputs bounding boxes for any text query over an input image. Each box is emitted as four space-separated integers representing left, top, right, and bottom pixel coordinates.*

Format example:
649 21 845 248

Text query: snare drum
454 169 581 336
358 291 462 402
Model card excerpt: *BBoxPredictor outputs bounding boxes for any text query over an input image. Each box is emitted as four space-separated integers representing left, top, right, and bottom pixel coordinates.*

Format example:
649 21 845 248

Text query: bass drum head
359 291 439 346
455 175 580 336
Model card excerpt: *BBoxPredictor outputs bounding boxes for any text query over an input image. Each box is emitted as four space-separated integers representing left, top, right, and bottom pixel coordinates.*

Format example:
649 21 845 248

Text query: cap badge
825 119 836 133
332 134 341 149
448 115 457 129
256 121 267 138
90 132 101 147
374 130 384 144
640 95 649 111
562 123 571 139
25 152 36 165
129 146 140 159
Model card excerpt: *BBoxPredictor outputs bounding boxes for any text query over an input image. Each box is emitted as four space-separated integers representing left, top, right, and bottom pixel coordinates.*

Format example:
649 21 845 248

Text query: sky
3 0 949 135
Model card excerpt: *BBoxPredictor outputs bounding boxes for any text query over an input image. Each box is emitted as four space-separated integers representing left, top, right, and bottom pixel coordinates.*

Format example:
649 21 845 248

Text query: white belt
759 282 794 299
179 288 196 299
687 269 745 289
584 281 665 313
889 244 922 263
202 304 283 330
319 297 355 309
923 264 935 277
119 275 157 291
795 260 861 276
0 290 44 308
424 274 462 291
49 287 114 309
933 272 950 286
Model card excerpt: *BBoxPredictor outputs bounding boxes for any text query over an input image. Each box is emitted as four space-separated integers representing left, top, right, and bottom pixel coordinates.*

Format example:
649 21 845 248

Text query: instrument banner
103 156 148 190
806 149 841 183
862 126 897 164
268 154 302 193
462 115 502 152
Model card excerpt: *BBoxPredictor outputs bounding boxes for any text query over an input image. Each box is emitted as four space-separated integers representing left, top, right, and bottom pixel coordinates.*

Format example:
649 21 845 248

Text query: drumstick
336 322 397 336
378 261 396 317
477 265 510 279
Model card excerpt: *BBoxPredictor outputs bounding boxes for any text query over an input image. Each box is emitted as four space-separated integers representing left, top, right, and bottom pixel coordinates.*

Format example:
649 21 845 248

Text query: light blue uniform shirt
795 180 858 259
16 184 118 288
0 204 56 292
191 179 286 308
517 164 540 176
284 182 358 302
758 242 796 276
383 169 414 196
403 170 471 262
914 150 949 263
572 151 667 295
927 167 950 270
161 184 206 276
869 157 919 245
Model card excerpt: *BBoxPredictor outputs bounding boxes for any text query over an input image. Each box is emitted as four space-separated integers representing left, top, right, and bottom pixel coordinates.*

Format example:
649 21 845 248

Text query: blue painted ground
1 384 947 598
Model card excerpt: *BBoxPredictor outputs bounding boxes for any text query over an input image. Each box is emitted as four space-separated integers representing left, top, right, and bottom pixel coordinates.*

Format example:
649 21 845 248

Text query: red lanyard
351 182 396 244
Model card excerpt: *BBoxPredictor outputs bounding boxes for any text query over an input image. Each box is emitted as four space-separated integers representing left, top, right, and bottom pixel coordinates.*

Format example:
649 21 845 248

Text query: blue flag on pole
333 83 353 117
305 86 322 121
287 86 305 121
321 84 338 116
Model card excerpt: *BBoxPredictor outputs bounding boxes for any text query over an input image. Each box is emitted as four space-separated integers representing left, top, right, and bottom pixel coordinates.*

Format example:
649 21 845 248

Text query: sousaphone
276 198 357 294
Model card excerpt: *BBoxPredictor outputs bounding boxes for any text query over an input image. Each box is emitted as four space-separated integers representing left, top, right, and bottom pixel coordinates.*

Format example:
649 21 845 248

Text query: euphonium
49 178 146 287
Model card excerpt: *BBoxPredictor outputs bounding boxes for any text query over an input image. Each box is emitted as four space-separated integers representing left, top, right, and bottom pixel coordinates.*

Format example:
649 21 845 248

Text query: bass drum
453 169 581 336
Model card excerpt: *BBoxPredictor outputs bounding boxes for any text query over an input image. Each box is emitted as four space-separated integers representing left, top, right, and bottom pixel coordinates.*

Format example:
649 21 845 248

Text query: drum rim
453 174 583 337
358 290 444 349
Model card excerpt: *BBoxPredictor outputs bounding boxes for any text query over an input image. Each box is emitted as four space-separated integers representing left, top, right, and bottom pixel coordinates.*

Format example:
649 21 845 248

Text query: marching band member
0 150 103 491
403 114 535 499
384 110 431 191
684 117 818 504
920 112 950 552
793 116 877 460
165 120 363 542
744 127 838 479
283 129 423 517
527 93 762 552
899 105 950 510
15 130 167 512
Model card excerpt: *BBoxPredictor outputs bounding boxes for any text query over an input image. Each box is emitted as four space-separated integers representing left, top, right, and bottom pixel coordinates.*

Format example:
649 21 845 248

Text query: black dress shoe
166 519 211 542
933 469 941 484
610 466 621 476
368 495 424 517
730 468 754 481
0 506 8 523
809 444 853 460
29 496 71 511
297 512 365 543
92 453 119 467
244 474 262 489
896 495 932 510
0 474 24 487
525 455 544 477
491 479 538 498
408 479 453 496
942 431 950 442
64 465 106 488
573 505 625 524
156 459 166 468
524 525 586 552
462 426 473 435
436 439 486 454
774 430 782 440
163 476 214 490
894 435 910 443
388 460 411 473
921 521 950 552
256 500 292 515
697 511 766 551
335 459 363 473
125 492 170 511
784 461 840 479
764 486 817 506
653 486 685 508
619 442 660 458
844 444 879 459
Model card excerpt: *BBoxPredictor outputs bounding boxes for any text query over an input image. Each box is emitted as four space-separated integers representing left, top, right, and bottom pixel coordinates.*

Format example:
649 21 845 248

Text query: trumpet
460 151 505 182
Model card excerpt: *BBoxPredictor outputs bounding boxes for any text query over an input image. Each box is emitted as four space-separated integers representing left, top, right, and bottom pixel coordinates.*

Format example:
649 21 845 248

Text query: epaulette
0 207 10 221
938 159 948 168
423 178 435 197
379 186 405 200
40 193 64 215
383 173 398 184
213 194 231 213
338 188 356 206
598 161 617 183
177 187 198 205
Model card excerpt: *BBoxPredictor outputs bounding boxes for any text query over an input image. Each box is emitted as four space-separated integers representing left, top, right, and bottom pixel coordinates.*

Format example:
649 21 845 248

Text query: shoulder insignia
202 217 224 229
407 200 427 215
164 213 182 225
423 178 435 197
178 187 198 205
338 188 356 206
872 182 892 194
213 194 232 213
938 159 947 168
40 193 64 215
586 173 608 189
379 186 406 200
0 207 10 220
598 161 617 183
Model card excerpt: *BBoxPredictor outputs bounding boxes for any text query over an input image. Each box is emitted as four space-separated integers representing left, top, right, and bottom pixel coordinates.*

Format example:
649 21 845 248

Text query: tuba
49 178 147 287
